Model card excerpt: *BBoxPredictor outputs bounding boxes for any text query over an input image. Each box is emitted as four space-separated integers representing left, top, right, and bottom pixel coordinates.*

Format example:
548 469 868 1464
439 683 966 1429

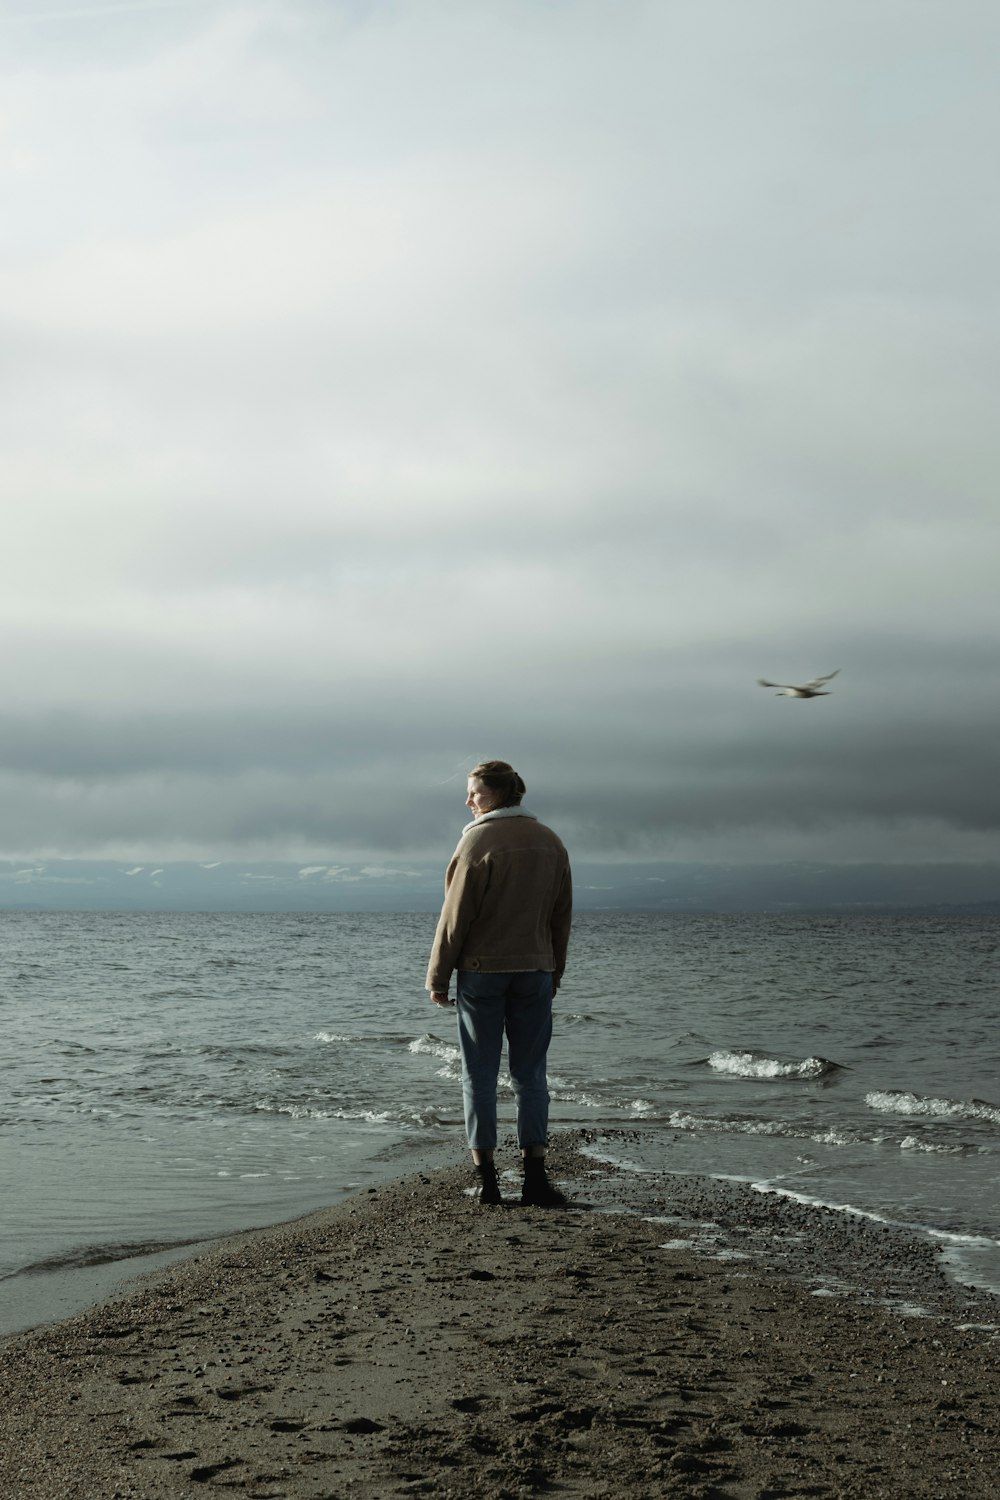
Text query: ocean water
2 910 998 1334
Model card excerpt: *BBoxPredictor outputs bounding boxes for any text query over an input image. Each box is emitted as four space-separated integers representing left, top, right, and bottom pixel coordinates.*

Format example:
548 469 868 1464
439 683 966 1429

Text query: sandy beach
1 1132 998 1499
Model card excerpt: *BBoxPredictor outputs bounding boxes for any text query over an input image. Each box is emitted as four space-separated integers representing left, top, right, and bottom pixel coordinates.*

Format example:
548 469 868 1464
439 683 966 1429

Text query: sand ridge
1 1136 998 1498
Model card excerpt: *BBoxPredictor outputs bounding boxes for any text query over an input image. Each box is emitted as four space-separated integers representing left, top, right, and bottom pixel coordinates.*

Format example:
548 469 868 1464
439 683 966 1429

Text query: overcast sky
3 0 999 868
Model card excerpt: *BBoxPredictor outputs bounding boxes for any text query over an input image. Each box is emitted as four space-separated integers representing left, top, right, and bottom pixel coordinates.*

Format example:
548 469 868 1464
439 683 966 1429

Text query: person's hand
430 991 454 1008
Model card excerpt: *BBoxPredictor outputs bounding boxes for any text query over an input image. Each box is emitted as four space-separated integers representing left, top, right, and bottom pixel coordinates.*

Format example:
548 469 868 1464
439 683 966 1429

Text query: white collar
462 806 538 833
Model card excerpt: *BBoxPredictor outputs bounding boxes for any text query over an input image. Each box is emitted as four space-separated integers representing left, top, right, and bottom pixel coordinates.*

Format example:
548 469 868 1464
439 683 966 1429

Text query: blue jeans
455 970 553 1152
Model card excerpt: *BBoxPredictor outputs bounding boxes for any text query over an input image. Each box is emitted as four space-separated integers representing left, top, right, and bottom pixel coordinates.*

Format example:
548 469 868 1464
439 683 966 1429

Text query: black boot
475 1161 502 1205
520 1156 566 1207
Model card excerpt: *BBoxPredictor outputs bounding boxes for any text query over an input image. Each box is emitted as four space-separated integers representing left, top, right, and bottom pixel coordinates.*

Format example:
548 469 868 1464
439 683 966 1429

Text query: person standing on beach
426 760 572 1207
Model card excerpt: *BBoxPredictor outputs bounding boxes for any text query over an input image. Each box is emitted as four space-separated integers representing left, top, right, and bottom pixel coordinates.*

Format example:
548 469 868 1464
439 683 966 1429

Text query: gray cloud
1 627 998 866
1 2 998 876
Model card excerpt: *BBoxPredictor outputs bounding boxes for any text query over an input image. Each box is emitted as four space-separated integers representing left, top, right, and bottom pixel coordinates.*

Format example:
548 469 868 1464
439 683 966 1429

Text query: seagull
757 669 841 698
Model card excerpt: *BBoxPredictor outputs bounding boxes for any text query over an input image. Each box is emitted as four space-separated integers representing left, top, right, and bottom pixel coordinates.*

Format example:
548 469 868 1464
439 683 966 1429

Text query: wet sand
1 1132 998 1499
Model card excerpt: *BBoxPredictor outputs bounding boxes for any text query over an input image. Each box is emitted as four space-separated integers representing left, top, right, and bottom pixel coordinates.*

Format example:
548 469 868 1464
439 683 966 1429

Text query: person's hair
469 760 526 807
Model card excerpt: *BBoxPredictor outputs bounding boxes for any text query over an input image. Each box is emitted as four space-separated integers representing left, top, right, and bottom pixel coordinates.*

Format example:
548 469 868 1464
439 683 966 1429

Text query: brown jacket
425 808 572 994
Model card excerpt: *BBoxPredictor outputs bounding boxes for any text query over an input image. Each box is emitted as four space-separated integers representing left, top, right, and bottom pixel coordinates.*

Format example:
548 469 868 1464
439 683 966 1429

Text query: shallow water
2 910 998 1331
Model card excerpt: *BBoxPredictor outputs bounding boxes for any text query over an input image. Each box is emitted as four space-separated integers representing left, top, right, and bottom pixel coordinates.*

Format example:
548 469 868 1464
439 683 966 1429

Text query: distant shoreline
2 858 998 914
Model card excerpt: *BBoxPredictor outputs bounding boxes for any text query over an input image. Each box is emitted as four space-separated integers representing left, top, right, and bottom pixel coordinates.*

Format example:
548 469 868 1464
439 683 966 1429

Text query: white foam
253 1100 395 1125
926 1227 1000 1250
408 1035 460 1063
707 1049 833 1081
751 1182 894 1227
550 1088 605 1108
546 1085 661 1116
900 1135 968 1155
866 1090 1000 1126
809 1128 853 1146
755 1186 1000 1295
660 1109 856 1146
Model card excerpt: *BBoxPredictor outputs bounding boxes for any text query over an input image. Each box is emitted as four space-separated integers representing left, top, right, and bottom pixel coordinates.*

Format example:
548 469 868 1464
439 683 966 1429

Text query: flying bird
757 669 841 698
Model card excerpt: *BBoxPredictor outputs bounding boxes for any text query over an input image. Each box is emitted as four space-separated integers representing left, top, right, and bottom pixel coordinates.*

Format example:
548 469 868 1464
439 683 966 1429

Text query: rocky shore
1 1133 997 1498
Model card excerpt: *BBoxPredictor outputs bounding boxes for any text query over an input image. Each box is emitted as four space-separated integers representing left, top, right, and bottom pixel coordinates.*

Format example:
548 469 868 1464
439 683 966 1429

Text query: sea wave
865 1090 1000 1127
548 1085 657 1117
3 1234 210 1279
605 1116 857 1146
664 1109 855 1147
253 1100 396 1124
251 1097 459 1131
706 1049 838 1082
409 1034 460 1063
549 1087 606 1109
900 1135 972 1155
